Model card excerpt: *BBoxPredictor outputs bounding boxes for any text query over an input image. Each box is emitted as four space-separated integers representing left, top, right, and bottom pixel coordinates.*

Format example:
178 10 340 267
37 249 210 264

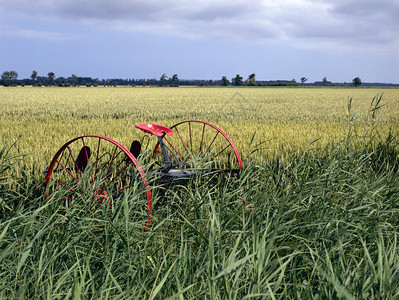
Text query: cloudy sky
0 0 398 83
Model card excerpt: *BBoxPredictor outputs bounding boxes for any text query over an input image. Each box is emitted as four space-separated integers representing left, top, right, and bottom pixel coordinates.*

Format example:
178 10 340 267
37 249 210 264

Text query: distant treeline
3 76 302 87
1 71 398 87
4 77 398 87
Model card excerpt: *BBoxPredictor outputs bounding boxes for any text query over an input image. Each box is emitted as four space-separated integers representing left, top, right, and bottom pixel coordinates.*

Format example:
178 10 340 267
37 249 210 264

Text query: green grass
1 119 398 298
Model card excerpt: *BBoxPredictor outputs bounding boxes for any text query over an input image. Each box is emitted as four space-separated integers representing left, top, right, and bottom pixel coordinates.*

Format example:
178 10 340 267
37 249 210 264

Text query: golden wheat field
1 86 398 174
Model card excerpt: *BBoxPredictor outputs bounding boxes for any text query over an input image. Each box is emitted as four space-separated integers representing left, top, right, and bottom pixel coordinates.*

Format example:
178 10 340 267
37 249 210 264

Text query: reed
0 121 398 298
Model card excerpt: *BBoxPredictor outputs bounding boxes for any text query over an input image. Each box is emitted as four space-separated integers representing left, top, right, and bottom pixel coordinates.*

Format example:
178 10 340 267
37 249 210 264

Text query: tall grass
1 119 398 298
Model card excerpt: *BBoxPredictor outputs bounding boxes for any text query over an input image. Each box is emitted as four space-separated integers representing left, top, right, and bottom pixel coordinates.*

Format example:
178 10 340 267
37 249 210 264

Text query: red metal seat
135 123 174 137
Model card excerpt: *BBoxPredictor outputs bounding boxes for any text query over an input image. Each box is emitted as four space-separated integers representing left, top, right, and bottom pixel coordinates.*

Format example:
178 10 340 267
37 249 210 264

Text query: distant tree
245 73 256 86
322 77 328 86
9 71 18 83
1 70 18 85
31 70 38 83
221 76 229 86
300 77 308 85
71 74 78 86
1 71 10 85
160 73 168 86
232 74 243 86
169 74 179 87
171 74 179 83
352 77 362 87
48 72 55 85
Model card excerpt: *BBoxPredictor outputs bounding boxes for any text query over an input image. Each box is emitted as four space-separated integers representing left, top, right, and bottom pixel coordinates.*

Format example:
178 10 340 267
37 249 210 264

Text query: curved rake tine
105 146 118 180
164 136 184 161
94 137 102 178
66 146 82 179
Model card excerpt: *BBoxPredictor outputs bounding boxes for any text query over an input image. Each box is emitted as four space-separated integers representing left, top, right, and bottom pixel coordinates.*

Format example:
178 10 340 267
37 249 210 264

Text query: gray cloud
329 0 399 39
330 0 399 17
57 0 161 21
1 0 398 50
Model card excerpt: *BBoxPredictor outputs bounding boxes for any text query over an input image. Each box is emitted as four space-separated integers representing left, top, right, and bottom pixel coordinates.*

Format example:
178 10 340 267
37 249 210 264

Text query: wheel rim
45 135 152 227
153 120 242 173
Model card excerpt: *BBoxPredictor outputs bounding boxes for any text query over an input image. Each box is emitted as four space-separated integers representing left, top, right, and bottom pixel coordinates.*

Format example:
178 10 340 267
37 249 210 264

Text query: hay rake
44 120 242 228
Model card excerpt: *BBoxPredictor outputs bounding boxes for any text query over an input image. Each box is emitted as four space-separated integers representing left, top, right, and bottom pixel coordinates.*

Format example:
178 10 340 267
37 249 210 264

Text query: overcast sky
0 0 398 83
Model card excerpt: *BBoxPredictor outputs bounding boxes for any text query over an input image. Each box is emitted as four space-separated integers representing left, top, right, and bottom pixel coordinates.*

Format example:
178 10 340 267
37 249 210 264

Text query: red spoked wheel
153 120 242 173
45 135 152 228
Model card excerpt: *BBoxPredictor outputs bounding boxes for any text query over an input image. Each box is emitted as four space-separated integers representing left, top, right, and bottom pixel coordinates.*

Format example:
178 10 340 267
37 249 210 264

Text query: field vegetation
0 86 399 298
1 86 398 173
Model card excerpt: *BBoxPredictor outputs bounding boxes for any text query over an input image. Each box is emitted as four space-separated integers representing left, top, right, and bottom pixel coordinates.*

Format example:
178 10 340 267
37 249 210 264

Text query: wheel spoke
210 143 231 160
200 123 205 153
174 127 190 156
52 178 77 194
205 131 219 156
189 122 193 153
163 120 242 172
56 160 80 183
